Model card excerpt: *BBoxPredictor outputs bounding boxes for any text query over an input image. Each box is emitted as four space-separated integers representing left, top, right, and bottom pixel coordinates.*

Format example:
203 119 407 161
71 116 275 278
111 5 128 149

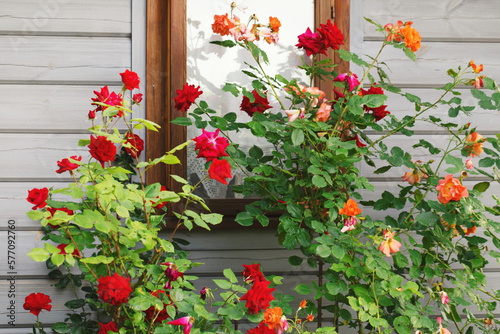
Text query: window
145 0 349 218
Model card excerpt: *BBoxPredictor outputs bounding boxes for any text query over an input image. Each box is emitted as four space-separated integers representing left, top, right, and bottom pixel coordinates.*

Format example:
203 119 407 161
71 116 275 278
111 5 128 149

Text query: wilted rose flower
378 230 402 257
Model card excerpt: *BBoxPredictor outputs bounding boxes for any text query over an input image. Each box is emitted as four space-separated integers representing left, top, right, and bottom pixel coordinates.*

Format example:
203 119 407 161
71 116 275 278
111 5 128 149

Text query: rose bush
170 3 500 334
24 2 500 334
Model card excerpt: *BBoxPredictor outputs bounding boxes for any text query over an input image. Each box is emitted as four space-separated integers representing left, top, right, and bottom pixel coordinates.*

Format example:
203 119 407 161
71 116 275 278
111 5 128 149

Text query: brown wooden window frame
145 0 349 221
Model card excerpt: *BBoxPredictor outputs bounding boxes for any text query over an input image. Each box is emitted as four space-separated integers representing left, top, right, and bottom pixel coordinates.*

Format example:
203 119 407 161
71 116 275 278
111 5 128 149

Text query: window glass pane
186 0 315 198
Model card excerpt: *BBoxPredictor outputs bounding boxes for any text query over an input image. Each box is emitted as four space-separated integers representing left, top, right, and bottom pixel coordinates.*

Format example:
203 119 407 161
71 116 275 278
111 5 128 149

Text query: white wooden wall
2 0 500 333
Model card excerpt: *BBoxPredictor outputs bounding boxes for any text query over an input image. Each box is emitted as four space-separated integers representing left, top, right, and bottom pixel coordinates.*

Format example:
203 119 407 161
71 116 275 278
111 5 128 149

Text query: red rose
88 109 96 119
91 86 123 112
23 293 52 316
88 135 117 168
174 83 203 112
193 129 229 161
98 321 118 334
120 69 140 90
240 279 275 314
240 90 272 117
317 19 344 51
242 263 265 284
57 243 80 257
296 27 325 56
246 321 276 334
144 290 174 323
27 188 49 210
97 272 132 306
124 133 144 158
133 93 143 104
208 159 232 185
56 155 82 174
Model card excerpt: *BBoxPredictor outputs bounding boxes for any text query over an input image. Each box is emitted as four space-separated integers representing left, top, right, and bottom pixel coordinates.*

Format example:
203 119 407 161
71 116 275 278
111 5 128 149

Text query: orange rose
314 101 332 122
299 300 307 309
436 174 469 204
378 230 402 257
339 199 361 216
269 17 281 32
264 307 282 330
465 132 484 157
469 60 483 74
212 14 235 36
401 22 421 52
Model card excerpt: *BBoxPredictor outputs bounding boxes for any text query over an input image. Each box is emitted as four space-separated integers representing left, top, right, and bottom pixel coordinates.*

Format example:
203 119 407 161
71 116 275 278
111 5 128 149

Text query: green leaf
312 175 327 188
479 157 495 168
222 83 240 97
170 117 192 126
294 284 312 295
28 248 50 262
291 129 305 146
248 121 267 137
200 213 223 225
235 211 254 226
445 155 463 174
213 279 232 289
65 299 85 309
362 94 387 108
473 181 490 192
288 256 303 266
51 322 70 333
223 268 238 283
416 212 439 226
209 40 237 48
316 245 331 258
374 165 391 174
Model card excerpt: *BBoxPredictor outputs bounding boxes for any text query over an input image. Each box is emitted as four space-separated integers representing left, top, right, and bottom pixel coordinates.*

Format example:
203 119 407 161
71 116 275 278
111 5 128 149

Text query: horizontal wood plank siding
0 0 131 35
0 0 135 330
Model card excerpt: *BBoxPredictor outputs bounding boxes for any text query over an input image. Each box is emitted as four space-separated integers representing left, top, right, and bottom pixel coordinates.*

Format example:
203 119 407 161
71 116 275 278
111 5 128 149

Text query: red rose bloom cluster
240 90 272 117
124 132 144 158
56 155 82 174
88 135 117 168
97 272 132 306
120 69 140 90
193 129 232 185
91 85 123 116
98 321 118 334
246 321 277 334
296 19 344 56
27 187 49 210
240 263 275 314
359 85 390 121
23 293 52 316
174 83 203 112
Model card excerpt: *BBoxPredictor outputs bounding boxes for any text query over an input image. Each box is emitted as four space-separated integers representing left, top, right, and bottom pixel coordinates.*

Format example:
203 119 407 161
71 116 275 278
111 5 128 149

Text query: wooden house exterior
1 0 500 332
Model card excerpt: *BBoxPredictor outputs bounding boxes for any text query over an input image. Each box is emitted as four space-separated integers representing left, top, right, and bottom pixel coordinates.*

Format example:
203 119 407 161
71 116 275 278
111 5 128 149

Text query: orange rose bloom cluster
211 13 235 36
436 174 469 204
384 20 421 52
465 132 484 157
401 21 421 52
339 199 361 216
